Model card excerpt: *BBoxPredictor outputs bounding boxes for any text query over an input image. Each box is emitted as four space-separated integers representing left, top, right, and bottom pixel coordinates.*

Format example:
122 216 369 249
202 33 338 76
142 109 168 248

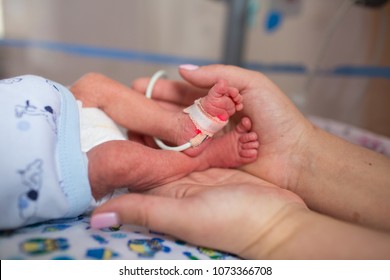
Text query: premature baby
0 74 259 229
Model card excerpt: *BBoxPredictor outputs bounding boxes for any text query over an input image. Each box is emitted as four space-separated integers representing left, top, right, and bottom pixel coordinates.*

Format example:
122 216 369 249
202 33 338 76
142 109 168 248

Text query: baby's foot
175 79 243 156
202 117 259 168
200 79 243 121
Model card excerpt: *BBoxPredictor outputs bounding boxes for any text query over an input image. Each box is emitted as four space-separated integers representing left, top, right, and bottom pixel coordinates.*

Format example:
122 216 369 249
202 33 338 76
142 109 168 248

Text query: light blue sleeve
0 75 92 230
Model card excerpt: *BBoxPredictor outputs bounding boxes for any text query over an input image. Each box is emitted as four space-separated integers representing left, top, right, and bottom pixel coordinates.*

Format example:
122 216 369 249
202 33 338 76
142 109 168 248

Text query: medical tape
184 99 228 140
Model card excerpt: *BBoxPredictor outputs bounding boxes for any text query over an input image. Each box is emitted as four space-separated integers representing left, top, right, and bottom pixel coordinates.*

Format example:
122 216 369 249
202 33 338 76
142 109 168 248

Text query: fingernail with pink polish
90 212 119 229
179 64 199 70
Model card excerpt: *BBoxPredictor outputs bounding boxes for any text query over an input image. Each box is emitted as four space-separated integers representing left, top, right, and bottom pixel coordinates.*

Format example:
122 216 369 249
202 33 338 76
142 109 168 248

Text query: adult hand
91 168 390 259
132 64 312 192
132 64 390 232
91 168 307 259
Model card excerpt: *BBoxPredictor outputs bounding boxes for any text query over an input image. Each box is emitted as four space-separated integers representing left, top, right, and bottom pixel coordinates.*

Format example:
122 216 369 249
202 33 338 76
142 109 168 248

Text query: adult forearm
249 207 390 259
296 127 390 231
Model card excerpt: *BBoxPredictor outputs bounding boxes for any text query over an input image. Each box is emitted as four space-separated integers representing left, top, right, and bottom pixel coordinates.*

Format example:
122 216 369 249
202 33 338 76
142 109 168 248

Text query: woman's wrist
242 200 390 259
290 125 390 231
238 203 310 259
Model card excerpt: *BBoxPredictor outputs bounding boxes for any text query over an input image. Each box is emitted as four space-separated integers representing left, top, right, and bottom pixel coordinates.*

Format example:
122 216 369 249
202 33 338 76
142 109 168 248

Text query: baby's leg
70 73 178 139
88 118 258 199
71 73 243 156
87 140 203 200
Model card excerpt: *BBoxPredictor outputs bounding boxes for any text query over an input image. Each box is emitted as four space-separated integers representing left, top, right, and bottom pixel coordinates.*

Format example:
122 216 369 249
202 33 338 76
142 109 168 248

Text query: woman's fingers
130 64 261 106
91 193 192 234
178 64 260 91
132 77 207 106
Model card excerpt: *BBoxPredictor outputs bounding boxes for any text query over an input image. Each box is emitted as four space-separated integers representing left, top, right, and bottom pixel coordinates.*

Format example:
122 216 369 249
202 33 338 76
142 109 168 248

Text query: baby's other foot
204 117 259 168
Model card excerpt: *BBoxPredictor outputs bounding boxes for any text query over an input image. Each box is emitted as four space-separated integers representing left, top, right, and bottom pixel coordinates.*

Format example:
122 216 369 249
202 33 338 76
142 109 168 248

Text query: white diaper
77 101 128 210
77 101 126 152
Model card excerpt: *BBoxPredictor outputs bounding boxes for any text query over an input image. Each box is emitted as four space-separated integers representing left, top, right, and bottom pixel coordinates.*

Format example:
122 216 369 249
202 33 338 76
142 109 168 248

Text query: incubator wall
0 0 389 136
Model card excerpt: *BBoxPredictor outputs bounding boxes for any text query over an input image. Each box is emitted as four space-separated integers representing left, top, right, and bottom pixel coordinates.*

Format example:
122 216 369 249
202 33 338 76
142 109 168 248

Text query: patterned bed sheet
1 116 389 260
0 215 237 260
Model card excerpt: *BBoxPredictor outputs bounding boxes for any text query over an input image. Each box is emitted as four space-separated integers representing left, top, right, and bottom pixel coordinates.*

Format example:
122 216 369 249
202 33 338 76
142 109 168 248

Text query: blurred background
0 0 389 136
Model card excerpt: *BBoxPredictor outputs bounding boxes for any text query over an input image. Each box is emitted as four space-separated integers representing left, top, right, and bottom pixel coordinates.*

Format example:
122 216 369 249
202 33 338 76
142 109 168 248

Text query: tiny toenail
217 114 228 121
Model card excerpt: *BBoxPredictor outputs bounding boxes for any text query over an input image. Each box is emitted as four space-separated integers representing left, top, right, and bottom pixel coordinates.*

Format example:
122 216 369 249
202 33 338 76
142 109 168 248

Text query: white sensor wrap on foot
146 70 228 151
184 99 228 146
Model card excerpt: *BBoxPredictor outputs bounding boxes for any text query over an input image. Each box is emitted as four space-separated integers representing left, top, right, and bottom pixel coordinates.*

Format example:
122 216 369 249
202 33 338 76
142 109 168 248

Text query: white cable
145 70 167 99
145 70 192 152
303 0 355 104
345 6 389 123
